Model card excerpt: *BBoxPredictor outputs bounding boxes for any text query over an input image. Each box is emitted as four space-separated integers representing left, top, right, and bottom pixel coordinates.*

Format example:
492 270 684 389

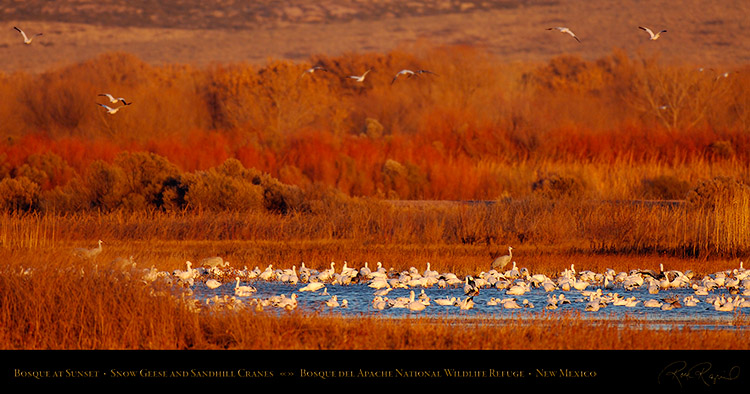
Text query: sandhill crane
491 246 513 271
73 240 103 259
547 27 581 43
98 103 130 114
14 27 42 45
639 26 667 40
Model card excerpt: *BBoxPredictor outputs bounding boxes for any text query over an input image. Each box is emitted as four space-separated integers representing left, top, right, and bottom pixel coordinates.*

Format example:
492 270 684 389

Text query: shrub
641 175 691 200
113 151 181 208
687 177 750 209
0 176 40 211
15 152 75 190
707 140 735 159
80 160 129 211
531 173 587 200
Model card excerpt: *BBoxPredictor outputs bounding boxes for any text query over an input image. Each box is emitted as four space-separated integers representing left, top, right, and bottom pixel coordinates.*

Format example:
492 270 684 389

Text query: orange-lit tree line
0 46 748 210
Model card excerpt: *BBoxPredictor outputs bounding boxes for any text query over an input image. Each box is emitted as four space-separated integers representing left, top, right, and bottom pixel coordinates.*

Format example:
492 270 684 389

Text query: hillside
1 0 748 73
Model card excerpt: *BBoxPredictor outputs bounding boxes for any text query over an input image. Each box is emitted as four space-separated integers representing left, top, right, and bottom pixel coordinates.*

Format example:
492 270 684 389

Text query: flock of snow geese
67 239 750 316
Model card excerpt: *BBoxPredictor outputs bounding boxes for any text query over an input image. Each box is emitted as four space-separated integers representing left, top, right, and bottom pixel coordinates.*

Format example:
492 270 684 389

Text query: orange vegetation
0 48 748 205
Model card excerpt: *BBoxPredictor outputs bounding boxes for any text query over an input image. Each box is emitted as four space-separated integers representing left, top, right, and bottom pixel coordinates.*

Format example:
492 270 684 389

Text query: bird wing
14 27 29 41
639 26 655 38
564 29 580 41
98 103 112 110
99 93 114 100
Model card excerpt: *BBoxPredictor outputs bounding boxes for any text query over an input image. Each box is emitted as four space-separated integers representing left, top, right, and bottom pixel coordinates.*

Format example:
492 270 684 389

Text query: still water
188 278 747 330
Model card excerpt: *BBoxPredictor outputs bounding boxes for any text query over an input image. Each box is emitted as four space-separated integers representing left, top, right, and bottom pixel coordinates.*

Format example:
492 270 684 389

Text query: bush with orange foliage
0 47 748 205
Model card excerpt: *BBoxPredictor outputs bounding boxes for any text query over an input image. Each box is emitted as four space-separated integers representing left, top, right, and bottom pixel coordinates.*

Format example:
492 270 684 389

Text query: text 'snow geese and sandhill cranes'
14 26 42 45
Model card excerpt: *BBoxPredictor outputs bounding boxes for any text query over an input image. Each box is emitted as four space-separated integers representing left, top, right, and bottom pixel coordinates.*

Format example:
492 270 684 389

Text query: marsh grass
2 206 749 350
3 252 749 350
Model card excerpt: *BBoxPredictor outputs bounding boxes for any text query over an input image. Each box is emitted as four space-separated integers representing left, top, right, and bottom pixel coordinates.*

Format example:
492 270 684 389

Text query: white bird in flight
14 26 43 45
300 66 328 78
639 26 667 40
391 69 436 84
98 102 131 114
348 69 371 82
547 27 581 43
98 93 130 106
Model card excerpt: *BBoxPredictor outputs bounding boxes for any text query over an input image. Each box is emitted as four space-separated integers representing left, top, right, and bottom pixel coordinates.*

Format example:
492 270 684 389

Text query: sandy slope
1 0 748 73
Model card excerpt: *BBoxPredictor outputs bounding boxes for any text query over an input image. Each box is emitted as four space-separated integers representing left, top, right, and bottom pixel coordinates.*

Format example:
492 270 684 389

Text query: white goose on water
234 277 256 296
206 279 222 289
299 282 326 292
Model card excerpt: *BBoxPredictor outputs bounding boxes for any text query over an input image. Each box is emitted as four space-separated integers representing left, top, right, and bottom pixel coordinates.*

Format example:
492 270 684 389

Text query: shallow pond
187 276 749 330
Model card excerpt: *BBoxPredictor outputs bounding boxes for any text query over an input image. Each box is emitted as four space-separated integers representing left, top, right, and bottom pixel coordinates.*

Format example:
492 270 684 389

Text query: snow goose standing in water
299 282 326 292
455 297 475 310
325 295 340 308
14 27 42 45
639 26 667 41
464 276 480 297
234 277 257 297
547 27 581 43
206 279 222 289
435 296 456 306
407 291 426 311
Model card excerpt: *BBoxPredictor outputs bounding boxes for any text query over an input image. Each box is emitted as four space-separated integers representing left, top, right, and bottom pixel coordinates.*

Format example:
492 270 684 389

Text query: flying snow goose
348 69 371 82
14 26 42 45
391 69 436 84
299 66 328 79
547 27 581 43
98 103 130 114
98 93 131 106
639 26 667 41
